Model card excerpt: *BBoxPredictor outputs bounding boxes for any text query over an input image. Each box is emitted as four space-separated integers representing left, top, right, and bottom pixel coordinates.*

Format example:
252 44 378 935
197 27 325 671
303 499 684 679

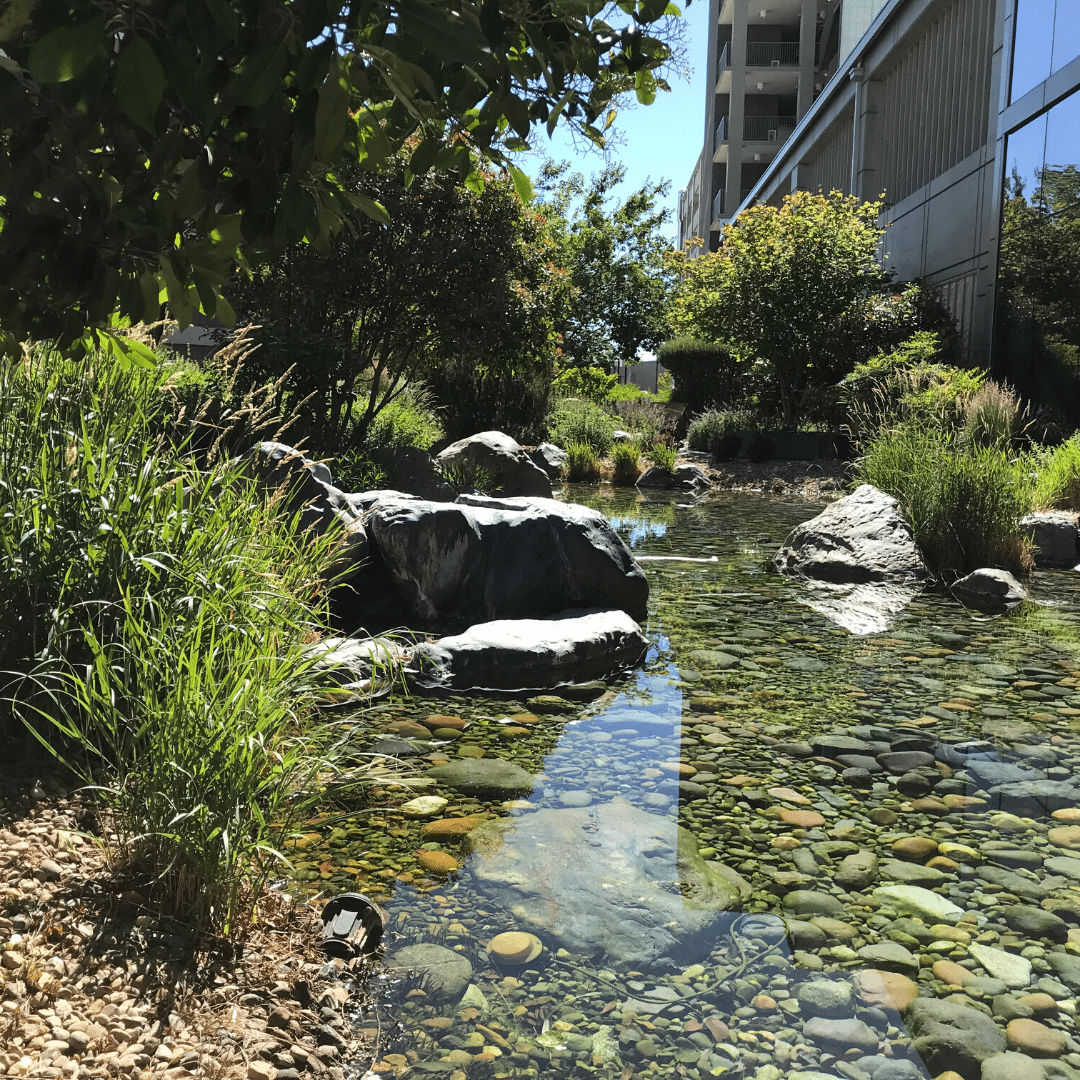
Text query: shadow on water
296 488 1080 1080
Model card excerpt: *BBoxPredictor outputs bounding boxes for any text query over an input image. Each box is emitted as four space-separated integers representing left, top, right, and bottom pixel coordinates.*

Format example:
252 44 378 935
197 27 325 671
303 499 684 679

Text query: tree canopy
537 159 672 371
228 157 568 450
0 0 679 356
667 190 889 425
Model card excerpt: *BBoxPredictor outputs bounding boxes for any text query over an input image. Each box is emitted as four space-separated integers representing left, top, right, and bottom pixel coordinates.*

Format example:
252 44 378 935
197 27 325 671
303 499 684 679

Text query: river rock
636 465 678 488
369 445 456 502
906 998 1007 1078
982 1052 1051 1080
852 970 920 1012
1021 512 1080 569
988 781 1080 817
462 797 739 965
435 431 552 498
413 609 648 690
873 885 965 922
363 492 648 630
968 944 1033 989
802 1016 880 1052
390 944 473 1001
837 850 879 890
773 484 928 585
529 442 568 480
244 441 343 531
782 890 848 918
952 568 1027 613
1004 907 1069 943
427 758 534 796
796 979 853 1016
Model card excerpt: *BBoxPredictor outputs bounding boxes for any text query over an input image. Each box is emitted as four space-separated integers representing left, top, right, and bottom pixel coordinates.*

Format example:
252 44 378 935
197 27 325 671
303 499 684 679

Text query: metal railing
716 41 730 81
712 188 725 220
715 115 728 145
742 114 797 141
746 41 800 66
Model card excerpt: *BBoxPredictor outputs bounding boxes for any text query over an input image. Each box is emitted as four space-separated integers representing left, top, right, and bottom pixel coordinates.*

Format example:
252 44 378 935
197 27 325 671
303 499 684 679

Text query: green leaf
28 19 104 83
634 69 656 106
396 0 489 64
314 56 350 161
203 0 240 41
508 165 533 203
115 37 167 131
409 138 442 175
348 192 390 227
463 170 484 195
112 334 157 370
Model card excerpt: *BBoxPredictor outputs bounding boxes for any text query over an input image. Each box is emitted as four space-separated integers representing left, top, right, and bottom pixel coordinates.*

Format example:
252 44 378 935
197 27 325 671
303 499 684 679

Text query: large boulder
243 441 342 531
774 484 928 585
952 568 1027 613
435 431 552 498
529 442 568 480
363 493 648 631
369 446 455 502
414 609 648 690
1021 511 1079 568
462 797 740 965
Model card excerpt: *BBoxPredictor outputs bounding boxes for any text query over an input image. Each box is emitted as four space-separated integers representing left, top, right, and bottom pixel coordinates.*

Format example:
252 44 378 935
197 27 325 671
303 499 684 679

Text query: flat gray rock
427 758 534 796
1021 511 1079 568
906 998 1006 1077
462 797 739 966
390 944 473 1001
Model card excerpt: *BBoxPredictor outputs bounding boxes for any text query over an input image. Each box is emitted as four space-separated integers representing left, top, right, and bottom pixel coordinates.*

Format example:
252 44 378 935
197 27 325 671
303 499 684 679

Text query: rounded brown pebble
870 808 898 826
488 932 535 963
658 762 698 777
1006 1017 1068 1057
751 995 777 1011
1017 993 1058 1017
893 837 939 862
911 797 949 814
771 836 800 851
851 969 919 1012
779 808 826 828
416 850 459 874
927 856 960 871
422 715 468 731
420 817 482 839
932 960 972 986
1050 807 1080 824
1048 825 1080 851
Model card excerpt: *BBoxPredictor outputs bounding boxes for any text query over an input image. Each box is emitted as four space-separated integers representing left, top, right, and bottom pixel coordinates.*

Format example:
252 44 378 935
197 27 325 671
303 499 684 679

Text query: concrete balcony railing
715 115 729 146
716 41 730 81
712 188 725 220
746 41 799 67
742 114 797 141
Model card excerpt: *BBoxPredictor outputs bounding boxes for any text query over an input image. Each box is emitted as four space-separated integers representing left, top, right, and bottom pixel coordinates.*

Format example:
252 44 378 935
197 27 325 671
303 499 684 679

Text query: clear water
295 488 1080 1079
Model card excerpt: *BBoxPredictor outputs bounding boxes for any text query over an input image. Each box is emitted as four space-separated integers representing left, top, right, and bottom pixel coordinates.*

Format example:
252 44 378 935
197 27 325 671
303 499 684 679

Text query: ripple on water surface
296 489 1080 1080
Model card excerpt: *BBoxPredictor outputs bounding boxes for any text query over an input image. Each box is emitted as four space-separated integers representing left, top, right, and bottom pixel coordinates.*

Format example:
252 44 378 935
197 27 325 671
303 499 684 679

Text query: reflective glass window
1011 0 1056 102
1050 1 1080 78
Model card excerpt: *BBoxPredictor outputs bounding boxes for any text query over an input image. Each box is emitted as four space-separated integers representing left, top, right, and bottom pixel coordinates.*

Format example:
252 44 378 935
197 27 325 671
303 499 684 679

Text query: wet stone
802 1016 881 1052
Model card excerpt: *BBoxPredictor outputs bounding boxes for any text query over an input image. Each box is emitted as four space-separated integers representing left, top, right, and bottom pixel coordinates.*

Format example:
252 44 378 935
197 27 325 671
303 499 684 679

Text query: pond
292 487 1080 1080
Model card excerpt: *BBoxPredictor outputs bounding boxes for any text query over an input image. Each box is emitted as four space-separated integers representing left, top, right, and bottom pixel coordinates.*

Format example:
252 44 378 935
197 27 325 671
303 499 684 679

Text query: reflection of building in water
678 1 1080 422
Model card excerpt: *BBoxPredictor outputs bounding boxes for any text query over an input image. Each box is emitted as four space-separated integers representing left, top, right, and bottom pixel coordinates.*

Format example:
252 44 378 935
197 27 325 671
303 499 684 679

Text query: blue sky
523 0 710 244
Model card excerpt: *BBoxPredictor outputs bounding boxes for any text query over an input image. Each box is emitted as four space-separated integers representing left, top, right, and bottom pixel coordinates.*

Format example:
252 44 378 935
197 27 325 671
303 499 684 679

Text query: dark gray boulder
364 493 648 631
435 430 552 498
414 609 647 690
1021 511 1079 568
635 465 677 488
906 998 1006 1078
529 442 568 480
462 797 740 965
674 463 711 489
952 568 1027 613
369 446 455 502
243 441 342 531
774 484 927 585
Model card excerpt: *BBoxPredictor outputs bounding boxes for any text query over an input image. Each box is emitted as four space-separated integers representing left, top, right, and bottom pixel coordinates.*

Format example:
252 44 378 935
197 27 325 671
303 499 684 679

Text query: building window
1010 0 1080 104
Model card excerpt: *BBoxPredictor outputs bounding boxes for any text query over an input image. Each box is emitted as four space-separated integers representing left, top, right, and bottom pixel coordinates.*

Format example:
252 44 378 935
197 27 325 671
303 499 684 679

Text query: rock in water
951 568 1027 614
364 493 648 630
435 430 552 498
389 944 473 1002
906 998 1006 1077
1020 511 1079 568
529 442 568 480
773 484 928 585
414 609 648 690
462 797 739 965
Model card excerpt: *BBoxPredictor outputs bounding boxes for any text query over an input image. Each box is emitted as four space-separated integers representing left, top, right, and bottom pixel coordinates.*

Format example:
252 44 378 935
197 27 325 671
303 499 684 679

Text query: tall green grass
1033 435 1080 510
0 347 368 934
856 425 1033 577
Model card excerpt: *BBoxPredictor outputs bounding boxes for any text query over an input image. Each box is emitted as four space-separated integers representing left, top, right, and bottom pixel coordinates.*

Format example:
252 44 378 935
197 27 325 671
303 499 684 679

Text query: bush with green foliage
856 425 1033 577
547 398 617 455
0 348 371 933
363 385 444 451
563 440 602 483
1033 435 1080 509
647 442 677 472
552 365 618 403
656 337 741 414
687 408 756 459
609 398 677 448
605 381 650 402
611 443 642 486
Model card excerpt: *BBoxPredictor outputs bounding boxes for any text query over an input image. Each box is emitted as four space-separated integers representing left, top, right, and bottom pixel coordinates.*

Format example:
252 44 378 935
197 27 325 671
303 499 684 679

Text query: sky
523 0 711 244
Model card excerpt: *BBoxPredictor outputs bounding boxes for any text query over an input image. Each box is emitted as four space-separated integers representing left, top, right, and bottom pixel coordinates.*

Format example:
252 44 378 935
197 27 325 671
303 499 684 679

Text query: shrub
856 425 1033 576
605 382 649 402
611 442 642 486
437 459 495 495
687 408 756 458
363 385 444 451
656 337 741 414
648 441 677 472
608 398 677 447
961 382 1026 450
563 440 602 482
552 365 618 403
547 398 617 455
1033 435 1080 509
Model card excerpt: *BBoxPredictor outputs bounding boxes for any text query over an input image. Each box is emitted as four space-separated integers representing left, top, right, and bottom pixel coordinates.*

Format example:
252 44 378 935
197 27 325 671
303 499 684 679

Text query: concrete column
797 0 817 117
725 0 749 217
703 0 722 239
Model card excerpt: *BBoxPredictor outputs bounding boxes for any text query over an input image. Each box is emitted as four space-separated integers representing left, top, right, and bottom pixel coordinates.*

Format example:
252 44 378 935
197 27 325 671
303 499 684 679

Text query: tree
667 190 889 425
228 158 568 450
0 0 679 356
537 160 673 371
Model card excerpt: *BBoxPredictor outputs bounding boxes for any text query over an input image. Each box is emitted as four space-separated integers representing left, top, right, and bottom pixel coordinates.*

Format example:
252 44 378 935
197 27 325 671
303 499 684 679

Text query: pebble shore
0 773 368 1080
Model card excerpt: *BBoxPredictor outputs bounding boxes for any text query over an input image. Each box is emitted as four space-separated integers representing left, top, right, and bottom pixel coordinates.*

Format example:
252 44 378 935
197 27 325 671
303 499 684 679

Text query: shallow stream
291 488 1080 1080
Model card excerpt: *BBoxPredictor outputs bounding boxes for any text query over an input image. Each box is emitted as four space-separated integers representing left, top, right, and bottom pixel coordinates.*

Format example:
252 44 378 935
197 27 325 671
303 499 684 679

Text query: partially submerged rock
951 568 1027 614
414 609 647 691
462 797 740 966
1021 511 1079 568
435 430 552 498
364 492 648 631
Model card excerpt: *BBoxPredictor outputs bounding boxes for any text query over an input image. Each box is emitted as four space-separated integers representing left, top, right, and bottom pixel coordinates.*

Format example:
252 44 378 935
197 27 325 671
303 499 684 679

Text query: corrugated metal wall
877 0 994 205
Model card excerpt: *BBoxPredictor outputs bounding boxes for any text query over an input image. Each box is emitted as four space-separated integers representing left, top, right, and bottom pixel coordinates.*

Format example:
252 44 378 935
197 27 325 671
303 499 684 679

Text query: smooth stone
391 944 473 1001
1004 907 1070 943
837 850 879 890
785 920 827 950
907 998 1007 1077
881 859 948 885
1006 1019 1069 1058
796 979 853 1017
858 942 919 974
976 865 1054 900
1049 826 1080 851
427 758 534 795
893 837 939 862
873 885 965 922
879 750 935 773
934 960 975 986
558 791 593 808
855 1058 924 1080
782 890 848 918
851 969 919 1012
802 1016 881 1052
399 795 449 818
982 1052 1050 1080
779 808 827 827
1043 856 1080 881
969 945 1033 990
